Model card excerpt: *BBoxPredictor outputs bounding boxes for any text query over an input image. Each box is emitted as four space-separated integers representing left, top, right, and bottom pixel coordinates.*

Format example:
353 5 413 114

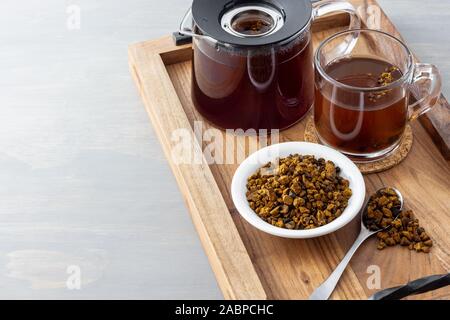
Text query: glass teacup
314 29 442 162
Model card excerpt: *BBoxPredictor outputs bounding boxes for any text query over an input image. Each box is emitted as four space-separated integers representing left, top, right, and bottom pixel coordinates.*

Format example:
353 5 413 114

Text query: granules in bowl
245 154 352 230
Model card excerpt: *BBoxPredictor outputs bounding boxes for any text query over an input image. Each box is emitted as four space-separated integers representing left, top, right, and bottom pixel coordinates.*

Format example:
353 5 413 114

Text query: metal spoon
309 187 404 300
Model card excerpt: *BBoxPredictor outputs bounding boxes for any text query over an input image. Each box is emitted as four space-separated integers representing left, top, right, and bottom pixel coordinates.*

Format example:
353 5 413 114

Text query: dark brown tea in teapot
192 34 314 131
185 0 362 132
314 57 407 157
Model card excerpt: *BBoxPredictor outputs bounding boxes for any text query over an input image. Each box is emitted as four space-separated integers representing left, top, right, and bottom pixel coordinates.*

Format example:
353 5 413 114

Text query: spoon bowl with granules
309 187 403 300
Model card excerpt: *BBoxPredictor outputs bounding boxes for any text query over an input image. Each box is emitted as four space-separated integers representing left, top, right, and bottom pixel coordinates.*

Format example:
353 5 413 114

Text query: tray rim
128 37 267 300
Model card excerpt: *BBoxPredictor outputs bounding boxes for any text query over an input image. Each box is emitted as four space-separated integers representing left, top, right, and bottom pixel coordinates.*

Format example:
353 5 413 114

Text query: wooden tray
129 0 450 299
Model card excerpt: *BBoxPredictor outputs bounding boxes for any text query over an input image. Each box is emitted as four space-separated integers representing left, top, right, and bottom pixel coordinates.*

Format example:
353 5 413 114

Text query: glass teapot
179 0 361 131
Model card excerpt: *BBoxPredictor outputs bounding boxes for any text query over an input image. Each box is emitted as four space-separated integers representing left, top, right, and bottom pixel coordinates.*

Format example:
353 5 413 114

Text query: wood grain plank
168 59 367 298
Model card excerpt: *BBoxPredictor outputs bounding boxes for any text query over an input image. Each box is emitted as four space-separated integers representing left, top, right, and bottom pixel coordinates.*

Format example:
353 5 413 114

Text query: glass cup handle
408 63 442 121
312 0 361 30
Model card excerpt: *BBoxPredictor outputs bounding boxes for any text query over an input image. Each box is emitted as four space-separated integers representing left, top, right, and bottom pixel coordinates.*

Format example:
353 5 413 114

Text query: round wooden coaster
304 116 413 174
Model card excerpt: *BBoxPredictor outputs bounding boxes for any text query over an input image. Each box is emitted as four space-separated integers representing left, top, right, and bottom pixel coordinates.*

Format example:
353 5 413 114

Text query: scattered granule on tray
376 210 433 253
363 188 432 253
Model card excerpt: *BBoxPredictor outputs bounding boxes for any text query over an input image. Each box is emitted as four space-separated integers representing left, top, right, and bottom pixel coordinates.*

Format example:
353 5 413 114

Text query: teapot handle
312 0 361 29
312 0 361 55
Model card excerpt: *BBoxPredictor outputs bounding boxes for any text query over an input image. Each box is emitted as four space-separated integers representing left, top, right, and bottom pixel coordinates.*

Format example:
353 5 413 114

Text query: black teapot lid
192 0 312 47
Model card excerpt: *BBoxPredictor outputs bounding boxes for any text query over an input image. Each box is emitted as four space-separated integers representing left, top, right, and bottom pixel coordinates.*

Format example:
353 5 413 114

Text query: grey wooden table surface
0 0 448 299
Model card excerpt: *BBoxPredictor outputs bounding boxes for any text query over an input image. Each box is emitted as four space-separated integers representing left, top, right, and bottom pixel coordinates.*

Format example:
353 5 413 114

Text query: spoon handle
309 229 373 300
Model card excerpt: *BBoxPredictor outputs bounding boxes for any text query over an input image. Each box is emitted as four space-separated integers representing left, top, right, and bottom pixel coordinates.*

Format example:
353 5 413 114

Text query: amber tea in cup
315 57 407 155
314 29 441 162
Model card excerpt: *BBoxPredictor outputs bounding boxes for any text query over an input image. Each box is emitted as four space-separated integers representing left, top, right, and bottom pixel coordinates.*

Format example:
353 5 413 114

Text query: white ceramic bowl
231 142 365 239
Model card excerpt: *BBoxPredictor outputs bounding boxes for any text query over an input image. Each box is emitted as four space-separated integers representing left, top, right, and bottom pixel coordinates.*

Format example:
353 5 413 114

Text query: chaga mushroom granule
363 188 433 253
245 154 352 230
376 210 433 253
